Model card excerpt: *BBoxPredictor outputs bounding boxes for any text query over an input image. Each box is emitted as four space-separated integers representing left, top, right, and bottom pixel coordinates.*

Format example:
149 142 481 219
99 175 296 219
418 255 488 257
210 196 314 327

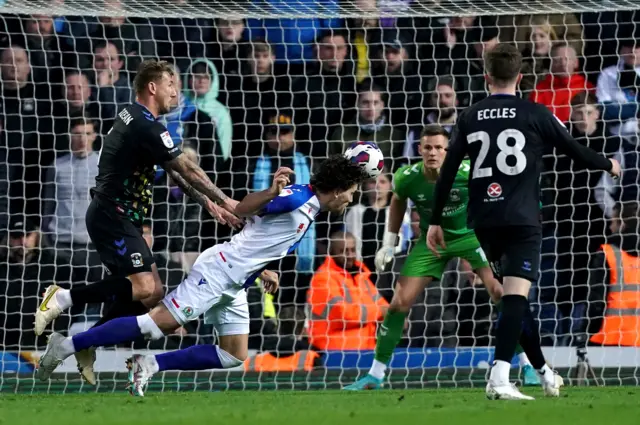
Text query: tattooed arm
164 155 242 227
166 168 209 208
164 154 229 205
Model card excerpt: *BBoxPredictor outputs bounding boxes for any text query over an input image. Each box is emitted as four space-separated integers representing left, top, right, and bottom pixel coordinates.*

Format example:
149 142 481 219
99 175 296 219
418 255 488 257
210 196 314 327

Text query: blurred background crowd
1 0 640 360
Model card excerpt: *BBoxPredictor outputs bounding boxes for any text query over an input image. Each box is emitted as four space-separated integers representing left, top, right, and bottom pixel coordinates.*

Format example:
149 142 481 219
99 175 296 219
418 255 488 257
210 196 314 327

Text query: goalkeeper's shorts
401 232 489 278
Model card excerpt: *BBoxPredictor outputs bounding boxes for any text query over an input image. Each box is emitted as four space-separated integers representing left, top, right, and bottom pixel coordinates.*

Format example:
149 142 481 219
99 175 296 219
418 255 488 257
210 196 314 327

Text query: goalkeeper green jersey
393 160 473 240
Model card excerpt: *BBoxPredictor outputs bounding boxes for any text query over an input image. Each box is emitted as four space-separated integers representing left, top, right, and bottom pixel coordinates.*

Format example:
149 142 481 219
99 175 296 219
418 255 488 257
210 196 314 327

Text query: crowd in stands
2 2 640 358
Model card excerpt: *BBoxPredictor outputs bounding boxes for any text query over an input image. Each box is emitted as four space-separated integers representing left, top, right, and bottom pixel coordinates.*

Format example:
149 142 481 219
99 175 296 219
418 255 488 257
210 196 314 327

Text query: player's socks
62 314 165 359
92 300 148 328
154 345 242 372
69 276 133 306
69 316 144 357
518 303 546 369
370 310 406 379
491 294 527 383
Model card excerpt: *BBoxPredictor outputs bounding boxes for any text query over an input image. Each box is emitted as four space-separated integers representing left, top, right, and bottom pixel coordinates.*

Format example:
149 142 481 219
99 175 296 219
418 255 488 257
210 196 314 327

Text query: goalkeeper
345 124 536 390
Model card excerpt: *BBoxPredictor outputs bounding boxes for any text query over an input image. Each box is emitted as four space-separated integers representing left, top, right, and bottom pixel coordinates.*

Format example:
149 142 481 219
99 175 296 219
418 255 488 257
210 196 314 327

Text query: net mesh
1 1 640 393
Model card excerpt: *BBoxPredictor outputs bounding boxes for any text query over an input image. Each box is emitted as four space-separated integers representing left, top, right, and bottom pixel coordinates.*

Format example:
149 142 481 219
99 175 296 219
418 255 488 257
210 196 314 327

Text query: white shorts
162 248 250 336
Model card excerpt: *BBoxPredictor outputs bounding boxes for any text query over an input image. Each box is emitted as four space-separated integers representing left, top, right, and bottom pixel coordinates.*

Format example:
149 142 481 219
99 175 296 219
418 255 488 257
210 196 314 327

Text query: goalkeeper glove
374 231 398 272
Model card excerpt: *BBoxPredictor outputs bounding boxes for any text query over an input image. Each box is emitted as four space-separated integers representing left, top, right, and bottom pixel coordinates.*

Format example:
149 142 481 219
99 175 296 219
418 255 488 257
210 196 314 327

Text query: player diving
36 156 368 396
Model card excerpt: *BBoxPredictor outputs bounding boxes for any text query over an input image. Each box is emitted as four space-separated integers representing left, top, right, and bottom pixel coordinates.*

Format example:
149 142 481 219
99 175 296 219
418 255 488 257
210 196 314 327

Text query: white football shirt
208 184 320 287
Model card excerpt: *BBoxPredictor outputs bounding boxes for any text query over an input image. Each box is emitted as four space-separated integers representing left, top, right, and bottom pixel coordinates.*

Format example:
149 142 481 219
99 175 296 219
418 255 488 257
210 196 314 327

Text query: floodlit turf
1 388 639 425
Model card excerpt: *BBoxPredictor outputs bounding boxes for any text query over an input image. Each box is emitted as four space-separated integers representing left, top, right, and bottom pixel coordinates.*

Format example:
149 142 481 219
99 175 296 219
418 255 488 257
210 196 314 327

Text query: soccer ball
344 141 384 178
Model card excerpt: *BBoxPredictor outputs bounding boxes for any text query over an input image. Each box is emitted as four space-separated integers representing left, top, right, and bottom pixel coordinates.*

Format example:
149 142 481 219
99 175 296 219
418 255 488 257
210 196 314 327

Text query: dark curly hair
310 154 368 193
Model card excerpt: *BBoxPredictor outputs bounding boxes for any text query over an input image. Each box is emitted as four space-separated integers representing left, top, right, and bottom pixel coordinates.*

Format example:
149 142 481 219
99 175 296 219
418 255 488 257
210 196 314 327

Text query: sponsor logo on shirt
279 189 293 197
160 131 174 148
487 183 502 198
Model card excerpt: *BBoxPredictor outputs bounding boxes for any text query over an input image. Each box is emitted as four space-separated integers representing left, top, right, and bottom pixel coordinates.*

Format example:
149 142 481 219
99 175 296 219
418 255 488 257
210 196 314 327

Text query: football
344 141 384 178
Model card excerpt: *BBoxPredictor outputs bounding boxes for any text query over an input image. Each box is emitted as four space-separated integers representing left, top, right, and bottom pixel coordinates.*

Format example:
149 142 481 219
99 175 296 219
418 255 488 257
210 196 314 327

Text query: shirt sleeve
536 106 612 172
430 116 468 225
261 187 310 215
142 125 183 165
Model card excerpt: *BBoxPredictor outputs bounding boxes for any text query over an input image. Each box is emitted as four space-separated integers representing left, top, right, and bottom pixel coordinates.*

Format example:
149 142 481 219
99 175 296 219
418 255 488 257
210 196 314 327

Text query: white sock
369 359 387 380
518 352 531 367
538 364 555 383
144 355 160 374
136 314 165 340
55 289 73 310
489 360 511 385
59 337 76 359
216 347 243 368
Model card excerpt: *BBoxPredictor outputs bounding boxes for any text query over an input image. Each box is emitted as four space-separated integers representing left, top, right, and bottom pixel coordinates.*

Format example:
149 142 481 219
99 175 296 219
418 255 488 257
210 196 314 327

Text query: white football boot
486 381 535 401
75 348 97 385
36 332 66 381
35 285 64 336
540 370 564 397
126 354 157 397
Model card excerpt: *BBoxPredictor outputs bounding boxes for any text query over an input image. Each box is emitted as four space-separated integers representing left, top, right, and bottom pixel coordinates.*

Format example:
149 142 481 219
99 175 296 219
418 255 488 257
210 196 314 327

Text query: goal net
1 0 640 393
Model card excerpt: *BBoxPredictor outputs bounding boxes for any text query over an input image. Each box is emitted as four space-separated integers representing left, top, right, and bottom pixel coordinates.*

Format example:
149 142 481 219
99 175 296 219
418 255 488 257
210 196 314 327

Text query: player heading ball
427 43 620 400
37 155 368 395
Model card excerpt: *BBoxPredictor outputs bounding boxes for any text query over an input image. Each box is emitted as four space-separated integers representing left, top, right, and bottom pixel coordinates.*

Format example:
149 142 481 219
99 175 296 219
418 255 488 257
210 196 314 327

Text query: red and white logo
487 183 502 198
297 223 305 233
279 189 293 197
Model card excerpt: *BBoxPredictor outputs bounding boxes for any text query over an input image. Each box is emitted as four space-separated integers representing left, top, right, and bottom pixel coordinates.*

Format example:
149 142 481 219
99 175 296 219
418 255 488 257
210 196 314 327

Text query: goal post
1 0 640 393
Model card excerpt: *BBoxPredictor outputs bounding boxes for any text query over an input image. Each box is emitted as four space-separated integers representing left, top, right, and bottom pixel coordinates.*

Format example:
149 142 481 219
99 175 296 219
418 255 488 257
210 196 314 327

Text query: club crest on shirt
160 131 174 148
131 253 143 268
449 189 460 202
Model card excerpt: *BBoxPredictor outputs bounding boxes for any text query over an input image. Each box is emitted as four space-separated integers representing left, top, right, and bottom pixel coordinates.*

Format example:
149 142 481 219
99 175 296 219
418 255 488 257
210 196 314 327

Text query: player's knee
389 296 412 313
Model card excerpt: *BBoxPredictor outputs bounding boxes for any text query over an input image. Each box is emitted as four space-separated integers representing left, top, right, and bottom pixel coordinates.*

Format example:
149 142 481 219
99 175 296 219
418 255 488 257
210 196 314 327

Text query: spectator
596 28 640 139
182 60 233 172
152 146 204 273
149 0 212 71
252 111 316 295
372 33 423 130
518 16 557 97
52 71 98 154
543 92 620 339
0 216 71 349
71 0 154 77
43 117 100 262
246 1 342 76
307 231 389 350
344 171 412 277
406 75 460 160
207 17 247 97
329 80 405 169
585 202 640 347
6 14 75 96
347 15 379 83
418 16 475 78
91 40 134 133
291 29 357 159
453 16 499 107
530 42 593 123
1 45 52 222
227 39 291 158
499 13 583 56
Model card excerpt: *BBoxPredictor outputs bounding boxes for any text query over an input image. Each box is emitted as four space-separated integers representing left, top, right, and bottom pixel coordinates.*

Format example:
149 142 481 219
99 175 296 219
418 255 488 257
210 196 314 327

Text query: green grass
1 387 640 425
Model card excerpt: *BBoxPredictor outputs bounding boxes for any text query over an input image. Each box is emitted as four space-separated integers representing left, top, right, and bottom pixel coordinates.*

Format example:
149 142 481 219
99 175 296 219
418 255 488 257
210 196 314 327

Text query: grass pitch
1 387 639 425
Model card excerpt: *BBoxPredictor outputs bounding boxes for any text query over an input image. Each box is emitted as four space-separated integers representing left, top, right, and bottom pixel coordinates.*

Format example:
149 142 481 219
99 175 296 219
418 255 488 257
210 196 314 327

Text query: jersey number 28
467 129 527 179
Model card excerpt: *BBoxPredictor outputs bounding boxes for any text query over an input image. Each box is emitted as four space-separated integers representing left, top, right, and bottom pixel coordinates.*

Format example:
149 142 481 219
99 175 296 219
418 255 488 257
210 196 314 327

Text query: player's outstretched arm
235 167 294 217
166 168 243 228
164 154 237 210
430 127 467 226
542 110 620 178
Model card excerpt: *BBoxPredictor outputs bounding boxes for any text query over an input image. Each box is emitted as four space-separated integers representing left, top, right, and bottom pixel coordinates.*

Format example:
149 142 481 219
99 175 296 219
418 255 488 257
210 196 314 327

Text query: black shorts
474 225 541 282
85 195 154 276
